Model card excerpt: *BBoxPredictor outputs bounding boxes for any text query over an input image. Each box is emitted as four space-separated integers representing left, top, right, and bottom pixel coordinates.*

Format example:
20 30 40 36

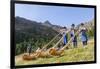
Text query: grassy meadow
15 38 94 66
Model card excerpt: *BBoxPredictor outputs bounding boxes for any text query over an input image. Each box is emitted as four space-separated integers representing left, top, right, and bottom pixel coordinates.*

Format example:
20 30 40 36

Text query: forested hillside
15 16 61 55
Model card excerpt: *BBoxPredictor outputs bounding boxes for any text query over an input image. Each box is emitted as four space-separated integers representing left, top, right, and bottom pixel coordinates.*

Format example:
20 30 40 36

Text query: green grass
15 39 94 66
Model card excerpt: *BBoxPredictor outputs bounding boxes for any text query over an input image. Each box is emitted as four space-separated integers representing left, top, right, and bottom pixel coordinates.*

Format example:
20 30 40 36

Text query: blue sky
15 4 94 27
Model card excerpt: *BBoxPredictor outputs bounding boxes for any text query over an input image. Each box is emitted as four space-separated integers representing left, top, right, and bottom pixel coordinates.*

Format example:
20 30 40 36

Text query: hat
71 24 75 27
63 27 66 29
81 23 84 26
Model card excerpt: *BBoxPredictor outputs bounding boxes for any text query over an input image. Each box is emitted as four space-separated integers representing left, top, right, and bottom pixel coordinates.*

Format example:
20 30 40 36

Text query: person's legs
63 43 66 46
85 41 87 45
82 41 85 46
73 42 75 48
29 48 32 55
73 41 77 48
73 36 77 48
75 41 77 47
27 47 29 54
82 41 87 47
82 34 88 46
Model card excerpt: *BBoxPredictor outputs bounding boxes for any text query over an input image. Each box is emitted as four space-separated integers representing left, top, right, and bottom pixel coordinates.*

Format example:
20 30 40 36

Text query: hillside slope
15 16 59 44
15 38 94 66
15 16 60 55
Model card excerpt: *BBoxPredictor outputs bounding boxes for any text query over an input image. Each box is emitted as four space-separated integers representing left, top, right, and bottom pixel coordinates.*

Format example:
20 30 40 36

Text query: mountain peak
44 20 52 25
43 20 52 27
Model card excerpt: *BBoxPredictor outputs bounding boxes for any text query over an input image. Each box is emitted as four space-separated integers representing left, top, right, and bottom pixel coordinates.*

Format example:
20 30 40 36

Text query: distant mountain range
15 16 61 44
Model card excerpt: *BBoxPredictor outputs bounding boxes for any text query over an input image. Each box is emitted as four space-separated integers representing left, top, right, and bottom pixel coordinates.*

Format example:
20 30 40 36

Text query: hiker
70 24 77 48
79 23 88 46
27 43 32 55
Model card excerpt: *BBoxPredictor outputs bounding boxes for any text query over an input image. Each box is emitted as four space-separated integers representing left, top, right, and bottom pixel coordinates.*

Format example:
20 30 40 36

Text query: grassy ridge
15 39 94 66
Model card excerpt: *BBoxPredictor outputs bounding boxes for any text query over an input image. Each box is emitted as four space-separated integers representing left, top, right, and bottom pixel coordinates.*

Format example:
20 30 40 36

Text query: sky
15 4 94 27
